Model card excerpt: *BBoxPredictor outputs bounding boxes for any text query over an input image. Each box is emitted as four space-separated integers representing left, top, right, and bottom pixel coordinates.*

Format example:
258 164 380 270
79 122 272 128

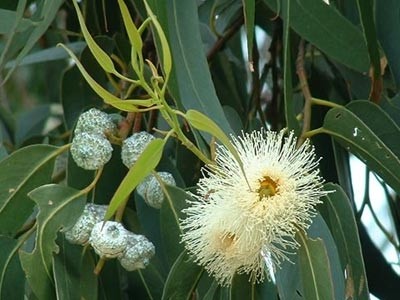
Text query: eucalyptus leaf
0 145 63 236
19 184 86 300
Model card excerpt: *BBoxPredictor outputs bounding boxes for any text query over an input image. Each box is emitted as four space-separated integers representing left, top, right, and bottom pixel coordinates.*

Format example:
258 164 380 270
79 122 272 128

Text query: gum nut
89 221 128 258
64 203 101 244
121 131 155 168
70 133 113 170
137 172 176 209
118 233 155 271
74 108 117 136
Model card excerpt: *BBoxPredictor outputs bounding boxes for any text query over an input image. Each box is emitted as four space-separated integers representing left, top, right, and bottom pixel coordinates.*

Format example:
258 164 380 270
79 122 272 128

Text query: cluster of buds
64 203 155 272
70 108 116 170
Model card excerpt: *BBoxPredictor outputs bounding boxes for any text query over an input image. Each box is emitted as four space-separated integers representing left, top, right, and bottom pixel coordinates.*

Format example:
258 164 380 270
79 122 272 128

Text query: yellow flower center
257 176 278 199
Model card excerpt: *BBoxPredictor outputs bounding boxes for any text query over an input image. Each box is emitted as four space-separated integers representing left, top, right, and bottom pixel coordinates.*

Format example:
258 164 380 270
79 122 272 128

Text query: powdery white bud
90 221 128 258
74 108 117 136
118 232 155 271
64 203 108 245
121 131 155 168
70 133 113 170
137 172 176 209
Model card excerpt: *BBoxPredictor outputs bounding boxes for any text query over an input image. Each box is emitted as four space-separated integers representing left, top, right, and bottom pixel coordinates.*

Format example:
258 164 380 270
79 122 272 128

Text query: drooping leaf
161 250 203 300
0 8 33 34
160 185 189 266
242 0 255 67
322 106 400 194
297 231 335 300
106 138 166 220
147 0 234 137
0 145 64 236
19 184 86 300
2 0 65 83
0 236 25 300
282 0 300 134
263 0 369 73
319 183 369 299
53 236 83 300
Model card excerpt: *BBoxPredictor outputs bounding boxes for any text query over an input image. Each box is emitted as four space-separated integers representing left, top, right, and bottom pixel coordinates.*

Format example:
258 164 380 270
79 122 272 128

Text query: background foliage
0 0 399 299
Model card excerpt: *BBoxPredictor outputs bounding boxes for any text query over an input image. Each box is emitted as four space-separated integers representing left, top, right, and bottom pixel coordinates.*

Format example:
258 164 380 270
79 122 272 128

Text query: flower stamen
257 176 278 199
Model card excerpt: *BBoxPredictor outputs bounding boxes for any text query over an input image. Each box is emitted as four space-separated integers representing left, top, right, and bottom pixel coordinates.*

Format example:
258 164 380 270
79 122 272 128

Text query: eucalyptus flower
180 129 329 286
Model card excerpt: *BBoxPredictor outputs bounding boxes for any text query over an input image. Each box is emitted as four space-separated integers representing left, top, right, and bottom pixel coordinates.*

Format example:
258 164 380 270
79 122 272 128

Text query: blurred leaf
263 0 369 72
80 251 98 300
242 0 255 66
160 185 189 266
319 183 369 300
0 8 33 34
14 105 50 146
161 250 203 300
297 230 335 300
106 138 166 220
53 236 83 300
147 0 234 137
322 106 400 194
0 145 61 236
0 130 7 160
5 42 86 69
376 0 400 87
98 259 123 300
2 0 65 82
19 184 86 300
0 236 25 300
282 0 300 134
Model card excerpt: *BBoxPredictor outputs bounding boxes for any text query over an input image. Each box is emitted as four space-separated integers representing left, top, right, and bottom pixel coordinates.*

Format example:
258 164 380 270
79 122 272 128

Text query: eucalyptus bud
137 172 176 209
118 232 155 271
121 131 155 168
74 108 116 136
64 203 108 245
89 221 128 258
70 132 113 170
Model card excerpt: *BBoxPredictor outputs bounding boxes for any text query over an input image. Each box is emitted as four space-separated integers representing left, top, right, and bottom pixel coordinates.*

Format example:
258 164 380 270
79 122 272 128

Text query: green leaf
2 0 65 83
0 236 25 300
319 183 369 299
52 236 83 300
0 145 62 236
161 250 203 300
106 138 166 219
19 184 86 300
263 0 369 72
144 0 172 80
160 185 189 266
346 100 400 157
5 42 86 69
376 0 400 87
297 231 335 300
147 0 234 136
356 0 381 78
0 8 33 34
58 44 153 112
322 106 400 194
242 0 255 67
117 0 143 75
282 0 300 134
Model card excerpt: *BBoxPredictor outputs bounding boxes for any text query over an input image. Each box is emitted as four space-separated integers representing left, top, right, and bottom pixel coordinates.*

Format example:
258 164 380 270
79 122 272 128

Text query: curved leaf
319 183 369 299
322 106 400 194
263 0 369 72
19 184 86 300
161 250 203 300
106 138 166 220
0 145 63 236
147 0 234 136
